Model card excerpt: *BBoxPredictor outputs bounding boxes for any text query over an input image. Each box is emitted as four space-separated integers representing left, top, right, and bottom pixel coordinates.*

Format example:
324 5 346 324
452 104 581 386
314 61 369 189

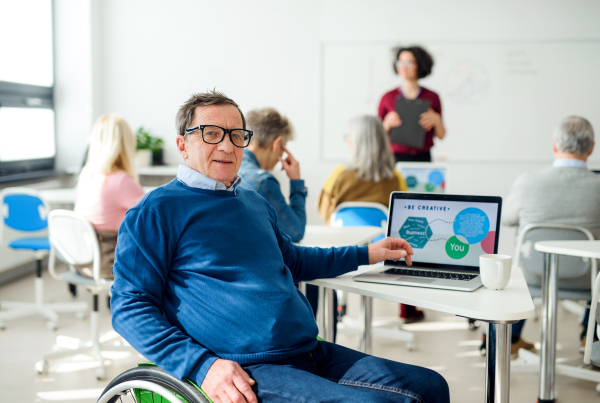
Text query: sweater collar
177 164 242 194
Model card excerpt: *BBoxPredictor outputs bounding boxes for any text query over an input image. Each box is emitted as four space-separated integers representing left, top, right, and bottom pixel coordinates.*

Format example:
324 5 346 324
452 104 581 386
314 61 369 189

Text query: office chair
35 209 135 379
511 223 596 374
0 188 87 330
329 202 416 351
582 271 600 393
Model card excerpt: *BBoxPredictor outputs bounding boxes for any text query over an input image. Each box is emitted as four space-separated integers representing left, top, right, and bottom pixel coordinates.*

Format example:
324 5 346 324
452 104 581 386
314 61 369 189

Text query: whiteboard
320 41 600 162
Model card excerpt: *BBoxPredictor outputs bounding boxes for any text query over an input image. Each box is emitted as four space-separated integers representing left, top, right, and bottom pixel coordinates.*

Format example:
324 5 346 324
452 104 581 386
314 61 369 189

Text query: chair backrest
47 209 101 284
515 223 596 289
1 187 49 234
330 202 388 228
583 272 600 366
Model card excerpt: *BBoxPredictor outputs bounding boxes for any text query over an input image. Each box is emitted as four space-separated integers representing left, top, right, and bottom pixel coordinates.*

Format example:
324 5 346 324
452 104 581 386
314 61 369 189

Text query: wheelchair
97 363 212 403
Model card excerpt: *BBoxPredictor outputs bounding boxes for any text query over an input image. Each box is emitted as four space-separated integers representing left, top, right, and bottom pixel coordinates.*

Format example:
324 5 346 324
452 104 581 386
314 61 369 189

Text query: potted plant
136 127 165 167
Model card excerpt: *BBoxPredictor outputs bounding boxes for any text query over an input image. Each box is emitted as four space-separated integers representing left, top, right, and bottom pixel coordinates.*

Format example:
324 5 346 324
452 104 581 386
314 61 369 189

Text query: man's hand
280 146 301 180
382 111 402 133
367 237 413 265
419 108 441 131
201 359 257 403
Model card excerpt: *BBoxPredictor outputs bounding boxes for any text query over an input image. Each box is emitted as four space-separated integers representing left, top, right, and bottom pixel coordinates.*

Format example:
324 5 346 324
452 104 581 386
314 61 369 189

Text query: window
0 0 55 181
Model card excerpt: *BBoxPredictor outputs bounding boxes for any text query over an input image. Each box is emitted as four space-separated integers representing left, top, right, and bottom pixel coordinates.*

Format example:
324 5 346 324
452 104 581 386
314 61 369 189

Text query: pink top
75 171 145 232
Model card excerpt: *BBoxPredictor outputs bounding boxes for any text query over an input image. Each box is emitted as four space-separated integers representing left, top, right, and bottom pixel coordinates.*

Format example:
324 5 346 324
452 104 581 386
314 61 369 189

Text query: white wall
55 0 600 256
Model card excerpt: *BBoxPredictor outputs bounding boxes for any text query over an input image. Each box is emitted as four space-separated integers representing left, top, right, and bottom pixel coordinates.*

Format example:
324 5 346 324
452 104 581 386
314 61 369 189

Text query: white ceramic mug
479 254 512 290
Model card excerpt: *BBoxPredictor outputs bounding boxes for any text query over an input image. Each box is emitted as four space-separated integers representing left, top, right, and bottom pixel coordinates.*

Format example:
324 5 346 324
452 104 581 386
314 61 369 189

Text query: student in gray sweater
502 116 599 355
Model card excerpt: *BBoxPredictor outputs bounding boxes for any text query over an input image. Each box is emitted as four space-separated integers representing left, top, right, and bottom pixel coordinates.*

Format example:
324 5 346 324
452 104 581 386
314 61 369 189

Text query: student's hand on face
419 108 439 131
383 111 402 133
279 146 301 180
367 237 414 265
201 359 257 403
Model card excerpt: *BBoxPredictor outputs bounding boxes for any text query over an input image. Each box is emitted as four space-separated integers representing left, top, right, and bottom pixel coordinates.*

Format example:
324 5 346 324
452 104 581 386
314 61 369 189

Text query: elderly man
501 115 600 355
111 90 449 403
239 107 306 242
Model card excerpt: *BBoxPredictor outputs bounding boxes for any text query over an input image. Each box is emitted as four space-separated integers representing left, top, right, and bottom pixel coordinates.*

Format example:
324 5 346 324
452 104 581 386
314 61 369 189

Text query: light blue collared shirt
177 164 242 194
552 158 588 169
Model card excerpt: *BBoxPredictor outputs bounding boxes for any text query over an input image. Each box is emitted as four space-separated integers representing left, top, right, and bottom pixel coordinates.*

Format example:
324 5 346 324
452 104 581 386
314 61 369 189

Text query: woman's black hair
393 46 434 79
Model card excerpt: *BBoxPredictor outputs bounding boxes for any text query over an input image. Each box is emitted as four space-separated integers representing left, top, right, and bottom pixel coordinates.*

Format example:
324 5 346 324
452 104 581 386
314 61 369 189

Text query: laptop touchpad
397 277 437 284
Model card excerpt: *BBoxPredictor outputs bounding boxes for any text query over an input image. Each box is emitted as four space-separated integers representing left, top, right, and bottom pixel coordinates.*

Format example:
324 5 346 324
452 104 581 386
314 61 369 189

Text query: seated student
111 91 450 403
317 115 425 323
239 107 306 242
74 114 145 279
318 115 407 222
502 115 600 354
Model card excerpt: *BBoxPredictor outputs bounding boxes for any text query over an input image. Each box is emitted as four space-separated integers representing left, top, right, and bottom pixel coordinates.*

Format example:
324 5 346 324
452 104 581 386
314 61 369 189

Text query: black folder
389 98 430 149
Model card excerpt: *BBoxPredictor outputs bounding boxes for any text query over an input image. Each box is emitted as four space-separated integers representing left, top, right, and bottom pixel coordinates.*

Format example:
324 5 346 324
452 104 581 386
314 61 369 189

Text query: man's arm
110 207 218 386
273 212 412 282
260 176 306 242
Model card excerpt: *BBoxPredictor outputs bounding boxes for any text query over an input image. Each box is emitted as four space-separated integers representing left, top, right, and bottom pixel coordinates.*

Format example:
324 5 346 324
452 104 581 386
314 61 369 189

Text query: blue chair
330 202 388 243
0 188 87 330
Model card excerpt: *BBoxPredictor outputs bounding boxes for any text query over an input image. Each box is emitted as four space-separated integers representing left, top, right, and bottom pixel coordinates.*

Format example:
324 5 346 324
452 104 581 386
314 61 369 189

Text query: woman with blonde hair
74 114 145 279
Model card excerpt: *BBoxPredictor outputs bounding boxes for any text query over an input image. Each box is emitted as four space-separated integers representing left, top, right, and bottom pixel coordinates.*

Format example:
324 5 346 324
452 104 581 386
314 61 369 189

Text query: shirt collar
244 149 260 167
177 164 242 193
552 158 588 169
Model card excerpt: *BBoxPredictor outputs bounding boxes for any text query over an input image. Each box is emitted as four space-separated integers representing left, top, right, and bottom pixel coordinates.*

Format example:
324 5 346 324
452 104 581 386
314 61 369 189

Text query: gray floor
0 271 599 402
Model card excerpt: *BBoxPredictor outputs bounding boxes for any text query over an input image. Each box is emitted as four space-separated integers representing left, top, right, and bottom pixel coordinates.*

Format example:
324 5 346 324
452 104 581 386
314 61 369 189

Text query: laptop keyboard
384 268 478 281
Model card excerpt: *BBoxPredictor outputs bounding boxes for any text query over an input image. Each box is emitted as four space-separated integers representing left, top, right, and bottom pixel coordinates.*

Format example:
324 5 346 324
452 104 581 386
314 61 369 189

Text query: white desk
40 187 156 206
310 265 534 403
534 240 600 403
299 225 384 248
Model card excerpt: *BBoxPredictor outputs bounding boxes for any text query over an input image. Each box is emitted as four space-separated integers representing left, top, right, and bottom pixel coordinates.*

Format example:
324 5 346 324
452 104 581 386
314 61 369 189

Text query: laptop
353 192 502 292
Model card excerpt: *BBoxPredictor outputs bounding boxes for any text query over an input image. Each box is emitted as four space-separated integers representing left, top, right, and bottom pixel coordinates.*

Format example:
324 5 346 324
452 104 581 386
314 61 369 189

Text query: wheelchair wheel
97 366 211 403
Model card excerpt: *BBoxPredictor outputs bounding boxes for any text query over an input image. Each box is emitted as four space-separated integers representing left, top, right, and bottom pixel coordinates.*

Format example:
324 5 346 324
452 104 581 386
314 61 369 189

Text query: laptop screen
387 193 502 271
396 163 446 193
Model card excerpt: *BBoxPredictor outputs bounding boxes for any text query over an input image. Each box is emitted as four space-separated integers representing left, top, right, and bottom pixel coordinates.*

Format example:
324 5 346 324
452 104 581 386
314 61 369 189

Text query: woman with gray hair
317 115 407 222
318 115 422 321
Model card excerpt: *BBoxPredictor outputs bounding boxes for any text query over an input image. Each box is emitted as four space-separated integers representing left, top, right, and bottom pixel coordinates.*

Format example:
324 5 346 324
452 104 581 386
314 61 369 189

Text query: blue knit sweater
110 179 369 386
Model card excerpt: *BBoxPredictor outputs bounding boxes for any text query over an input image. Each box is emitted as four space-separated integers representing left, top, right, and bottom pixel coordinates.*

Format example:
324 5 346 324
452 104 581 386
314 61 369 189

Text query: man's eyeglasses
183 125 253 148
395 60 415 68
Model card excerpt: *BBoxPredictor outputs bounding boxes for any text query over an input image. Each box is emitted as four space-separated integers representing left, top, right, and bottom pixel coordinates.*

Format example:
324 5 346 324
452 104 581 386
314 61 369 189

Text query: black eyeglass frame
183 125 254 148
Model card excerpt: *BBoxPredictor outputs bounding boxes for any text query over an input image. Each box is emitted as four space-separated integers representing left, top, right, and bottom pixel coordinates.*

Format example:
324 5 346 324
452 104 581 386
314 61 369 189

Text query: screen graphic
390 199 499 267
400 166 446 193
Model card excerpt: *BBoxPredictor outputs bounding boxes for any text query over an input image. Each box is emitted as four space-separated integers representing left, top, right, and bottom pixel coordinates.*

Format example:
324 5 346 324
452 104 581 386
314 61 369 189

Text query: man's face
176 104 245 187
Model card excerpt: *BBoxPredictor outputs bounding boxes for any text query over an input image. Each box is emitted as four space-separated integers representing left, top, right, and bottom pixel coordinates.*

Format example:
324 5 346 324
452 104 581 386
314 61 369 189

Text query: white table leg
485 321 514 403
539 253 558 403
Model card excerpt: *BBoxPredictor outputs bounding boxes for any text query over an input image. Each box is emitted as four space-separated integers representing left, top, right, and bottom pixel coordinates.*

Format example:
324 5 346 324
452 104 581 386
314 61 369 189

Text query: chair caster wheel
596 383 600 393
75 311 88 320
46 321 58 331
35 360 49 375
468 319 480 330
95 366 107 380
407 341 417 351
0 321 5 330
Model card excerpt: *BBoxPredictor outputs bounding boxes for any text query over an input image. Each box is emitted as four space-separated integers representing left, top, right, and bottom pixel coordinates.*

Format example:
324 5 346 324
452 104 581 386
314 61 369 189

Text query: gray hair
553 116 594 155
246 108 294 148
346 115 396 182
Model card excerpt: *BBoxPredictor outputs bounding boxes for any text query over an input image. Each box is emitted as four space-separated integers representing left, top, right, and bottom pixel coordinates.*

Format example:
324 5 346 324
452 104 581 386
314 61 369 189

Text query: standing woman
74 114 145 279
379 46 446 162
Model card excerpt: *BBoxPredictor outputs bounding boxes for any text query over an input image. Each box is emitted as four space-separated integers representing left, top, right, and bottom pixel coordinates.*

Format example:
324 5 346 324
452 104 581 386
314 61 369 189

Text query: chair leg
0 258 89 330
36 291 136 380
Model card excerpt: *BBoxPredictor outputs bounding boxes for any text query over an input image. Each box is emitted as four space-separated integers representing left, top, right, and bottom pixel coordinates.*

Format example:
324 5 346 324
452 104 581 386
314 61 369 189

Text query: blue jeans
242 340 450 402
